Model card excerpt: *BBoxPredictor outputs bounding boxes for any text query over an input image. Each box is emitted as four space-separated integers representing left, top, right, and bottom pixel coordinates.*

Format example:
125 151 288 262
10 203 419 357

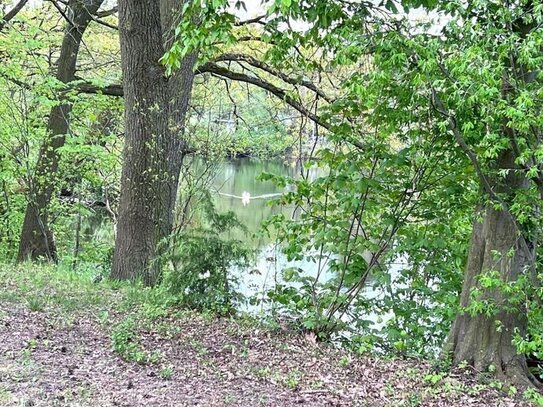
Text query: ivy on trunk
17 0 105 262
110 0 196 285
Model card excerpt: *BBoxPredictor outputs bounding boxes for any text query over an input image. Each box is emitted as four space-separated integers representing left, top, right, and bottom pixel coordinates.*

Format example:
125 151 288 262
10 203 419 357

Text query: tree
436 3 543 387
0 0 29 30
197 0 543 388
8 0 351 272
110 0 197 284
17 0 105 262
111 0 388 285
280 0 543 388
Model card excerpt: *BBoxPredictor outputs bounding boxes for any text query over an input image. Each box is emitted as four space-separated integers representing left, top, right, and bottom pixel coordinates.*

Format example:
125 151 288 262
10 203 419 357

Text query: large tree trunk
444 151 540 389
110 0 196 285
17 0 104 262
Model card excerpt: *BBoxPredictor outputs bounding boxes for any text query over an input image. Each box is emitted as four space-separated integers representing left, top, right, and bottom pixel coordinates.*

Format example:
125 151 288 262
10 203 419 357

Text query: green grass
0 263 113 313
0 262 181 365
159 365 174 380
0 384 12 403
0 262 177 316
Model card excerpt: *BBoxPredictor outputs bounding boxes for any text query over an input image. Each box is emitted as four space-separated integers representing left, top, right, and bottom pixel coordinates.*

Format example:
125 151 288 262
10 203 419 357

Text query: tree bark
110 0 196 285
17 0 104 262
444 151 540 389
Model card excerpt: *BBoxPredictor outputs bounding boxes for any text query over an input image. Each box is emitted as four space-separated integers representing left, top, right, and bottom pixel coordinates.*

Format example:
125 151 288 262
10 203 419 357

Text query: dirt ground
0 298 534 407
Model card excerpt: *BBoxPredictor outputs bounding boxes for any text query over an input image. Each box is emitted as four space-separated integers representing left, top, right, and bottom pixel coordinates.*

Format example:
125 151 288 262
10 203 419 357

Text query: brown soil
0 300 534 406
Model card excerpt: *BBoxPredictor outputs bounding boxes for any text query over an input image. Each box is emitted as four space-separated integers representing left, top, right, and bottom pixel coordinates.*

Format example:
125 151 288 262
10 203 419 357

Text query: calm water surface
210 158 321 310
83 157 400 324
208 158 403 319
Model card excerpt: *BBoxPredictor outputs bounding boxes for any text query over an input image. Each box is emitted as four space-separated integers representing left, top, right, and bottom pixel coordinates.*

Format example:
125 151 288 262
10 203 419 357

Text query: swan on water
241 191 251 206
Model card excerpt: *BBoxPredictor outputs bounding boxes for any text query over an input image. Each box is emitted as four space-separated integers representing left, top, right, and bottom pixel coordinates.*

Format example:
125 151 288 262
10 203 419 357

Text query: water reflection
211 158 302 248
78 157 399 330
210 158 401 330
210 157 323 308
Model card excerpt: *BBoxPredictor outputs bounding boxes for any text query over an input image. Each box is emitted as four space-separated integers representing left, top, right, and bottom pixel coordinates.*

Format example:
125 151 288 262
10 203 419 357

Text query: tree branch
234 14 266 26
95 6 117 17
73 81 123 96
0 0 29 30
213 53 332 102
4 56 366 149
430 89 496 200
47 0 75 27
89 14 117 30
430 88 536 260
1 72 124 97
61 62 369 149
196 61 330 131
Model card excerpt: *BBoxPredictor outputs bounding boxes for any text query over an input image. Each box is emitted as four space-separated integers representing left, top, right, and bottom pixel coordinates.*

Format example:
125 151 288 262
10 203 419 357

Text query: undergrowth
0 263 541 406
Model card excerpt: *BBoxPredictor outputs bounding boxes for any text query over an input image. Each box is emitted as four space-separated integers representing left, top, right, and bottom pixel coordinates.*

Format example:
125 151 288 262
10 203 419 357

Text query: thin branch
73 81 123 96
47 0 75 28
234 14 266 26
431 89 496 200
95 6 117 17
196 61 330 130
431 88 536 261
1 73 124 97
235 35 268 43
4 52 365 150
90 15 117 30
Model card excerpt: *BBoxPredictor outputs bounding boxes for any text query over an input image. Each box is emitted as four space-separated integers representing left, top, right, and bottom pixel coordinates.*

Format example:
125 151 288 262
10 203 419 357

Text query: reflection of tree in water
212 158 302 249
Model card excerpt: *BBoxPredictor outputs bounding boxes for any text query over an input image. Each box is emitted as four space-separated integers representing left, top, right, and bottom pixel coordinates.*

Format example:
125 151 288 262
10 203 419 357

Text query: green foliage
161 0 237 71
259 73 472 353
111 317 148 364
283 369 302 390
6 0 543 391
378 208 472 354
241 0 543 365
188 83 297 158
26 295 46 312
510 264 543 380
161 191 252 314
0 3 123 264
424 372 444 386
524 388 543 406
159 365 174 380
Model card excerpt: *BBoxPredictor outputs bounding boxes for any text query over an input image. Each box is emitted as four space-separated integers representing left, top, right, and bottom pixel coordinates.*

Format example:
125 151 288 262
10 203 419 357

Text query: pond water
208 158 403 321
82 157 401 328
209 158 326 310
210 158 301 247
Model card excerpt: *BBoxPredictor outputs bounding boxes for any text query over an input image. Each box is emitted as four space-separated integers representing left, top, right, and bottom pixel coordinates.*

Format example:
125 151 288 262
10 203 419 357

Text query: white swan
216 191 284 206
